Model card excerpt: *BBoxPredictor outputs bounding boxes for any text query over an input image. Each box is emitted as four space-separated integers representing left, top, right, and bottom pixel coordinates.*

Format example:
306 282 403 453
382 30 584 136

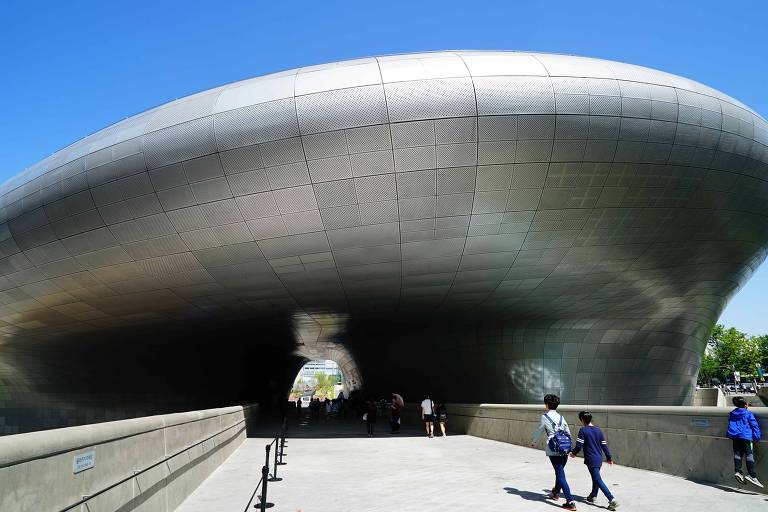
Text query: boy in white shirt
531 394 576 511
420 393 435 438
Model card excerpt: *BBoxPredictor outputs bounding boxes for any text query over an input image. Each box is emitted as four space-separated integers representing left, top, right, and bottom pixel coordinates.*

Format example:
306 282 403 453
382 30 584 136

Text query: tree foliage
291 378 307 395
698 324 766 384
698 351 720 382
312 372 338 399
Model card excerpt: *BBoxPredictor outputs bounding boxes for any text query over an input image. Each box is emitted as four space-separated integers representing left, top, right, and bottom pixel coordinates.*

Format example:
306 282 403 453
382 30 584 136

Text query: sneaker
548 488 560 500
735 472 745 484
585 496 595 504
561 502 577 511
608 501 619 511
745 475 764 488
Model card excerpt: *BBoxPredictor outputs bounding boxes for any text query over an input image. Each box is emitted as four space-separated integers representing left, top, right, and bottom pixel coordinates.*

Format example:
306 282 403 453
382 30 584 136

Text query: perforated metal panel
2 51 768 428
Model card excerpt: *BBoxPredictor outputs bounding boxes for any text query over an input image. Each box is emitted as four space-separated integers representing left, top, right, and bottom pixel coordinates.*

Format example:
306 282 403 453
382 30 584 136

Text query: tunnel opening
288 359 345 408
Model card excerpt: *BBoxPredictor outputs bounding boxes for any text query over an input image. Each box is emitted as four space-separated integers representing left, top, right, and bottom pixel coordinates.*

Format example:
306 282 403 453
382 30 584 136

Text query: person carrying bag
531 394 577 511
545 414 573 455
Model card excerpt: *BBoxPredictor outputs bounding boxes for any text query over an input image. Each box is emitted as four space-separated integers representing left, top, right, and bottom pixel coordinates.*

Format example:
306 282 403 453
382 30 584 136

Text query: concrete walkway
177 428 767 512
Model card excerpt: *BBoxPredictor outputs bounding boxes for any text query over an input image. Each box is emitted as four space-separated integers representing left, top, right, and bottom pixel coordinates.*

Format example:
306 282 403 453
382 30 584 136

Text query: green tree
702 324 764 382
698 351 720 384
289 377 307 400
313 372 337 399
292 377 306 394
756 334 768 372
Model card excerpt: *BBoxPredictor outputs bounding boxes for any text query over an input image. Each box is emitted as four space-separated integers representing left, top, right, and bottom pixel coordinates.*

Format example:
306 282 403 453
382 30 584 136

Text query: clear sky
0 0 766 332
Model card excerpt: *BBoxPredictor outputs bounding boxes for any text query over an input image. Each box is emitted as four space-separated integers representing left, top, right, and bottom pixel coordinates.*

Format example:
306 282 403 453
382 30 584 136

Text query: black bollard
255 444 274 509
269 437 282 481
278 434 286 465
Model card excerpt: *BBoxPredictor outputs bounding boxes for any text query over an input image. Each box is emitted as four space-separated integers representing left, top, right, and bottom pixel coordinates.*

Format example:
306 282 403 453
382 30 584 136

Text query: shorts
423 414 435 422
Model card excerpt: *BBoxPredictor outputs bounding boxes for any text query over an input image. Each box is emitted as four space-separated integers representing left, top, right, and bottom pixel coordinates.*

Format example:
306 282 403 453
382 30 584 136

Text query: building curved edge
0 51 766 433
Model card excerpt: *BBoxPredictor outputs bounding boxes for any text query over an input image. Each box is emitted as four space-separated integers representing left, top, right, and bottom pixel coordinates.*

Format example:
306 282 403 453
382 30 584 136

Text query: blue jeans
588 465 614 501
549 455 573 502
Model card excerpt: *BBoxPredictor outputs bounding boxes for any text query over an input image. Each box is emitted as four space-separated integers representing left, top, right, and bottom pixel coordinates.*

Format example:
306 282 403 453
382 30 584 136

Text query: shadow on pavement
503 487 561 508
248 412 428 439
504 487 598 509
695 481 762 495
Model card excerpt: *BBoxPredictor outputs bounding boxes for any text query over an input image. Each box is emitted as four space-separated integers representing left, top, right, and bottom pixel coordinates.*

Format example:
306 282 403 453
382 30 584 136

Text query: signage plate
73 451 95 474
690 417 710 428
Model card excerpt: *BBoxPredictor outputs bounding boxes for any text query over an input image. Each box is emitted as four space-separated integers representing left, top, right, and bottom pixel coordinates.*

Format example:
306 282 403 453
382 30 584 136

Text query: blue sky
0 0 766 332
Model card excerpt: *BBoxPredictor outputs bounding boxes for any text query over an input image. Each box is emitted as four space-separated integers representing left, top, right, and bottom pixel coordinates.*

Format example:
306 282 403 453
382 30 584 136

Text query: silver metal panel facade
1 52 767 431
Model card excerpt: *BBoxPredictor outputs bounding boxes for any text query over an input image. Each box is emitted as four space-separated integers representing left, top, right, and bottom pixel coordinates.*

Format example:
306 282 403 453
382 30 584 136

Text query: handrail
57 419 246 512
0 407 248 470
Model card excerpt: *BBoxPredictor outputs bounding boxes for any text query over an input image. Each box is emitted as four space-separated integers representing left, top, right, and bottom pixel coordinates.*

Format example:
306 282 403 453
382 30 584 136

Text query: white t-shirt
421 399 434 415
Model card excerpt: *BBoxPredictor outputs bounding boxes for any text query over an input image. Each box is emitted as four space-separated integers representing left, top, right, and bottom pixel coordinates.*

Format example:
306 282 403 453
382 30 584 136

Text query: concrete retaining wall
0 405 255 512
694 387 727 407
445 404 767 493
759 386 768 404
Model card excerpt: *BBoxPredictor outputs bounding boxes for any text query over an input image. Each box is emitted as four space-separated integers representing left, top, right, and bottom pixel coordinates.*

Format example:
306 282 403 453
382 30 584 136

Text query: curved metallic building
1 51 767 433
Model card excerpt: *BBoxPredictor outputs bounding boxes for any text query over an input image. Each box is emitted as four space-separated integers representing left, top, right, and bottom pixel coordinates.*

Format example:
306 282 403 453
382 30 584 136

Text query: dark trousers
733 438 757 477
367 418 375 435
587 465 614 501
548 455 573 502
391 409 400 432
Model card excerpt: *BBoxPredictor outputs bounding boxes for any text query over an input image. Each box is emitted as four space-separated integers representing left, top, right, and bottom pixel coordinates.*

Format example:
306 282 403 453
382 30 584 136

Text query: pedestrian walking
365 399 377 437
727 396 763 487
570 411 619 510
435 402 448 437
391 393 404 434
310 398 320 419
531 394 577 511
421 393 435 438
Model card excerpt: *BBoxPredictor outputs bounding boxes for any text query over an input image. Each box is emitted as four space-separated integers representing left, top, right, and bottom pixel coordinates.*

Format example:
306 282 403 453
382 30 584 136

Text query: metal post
278 434 286 465
269 437 282 481
255 444 274 509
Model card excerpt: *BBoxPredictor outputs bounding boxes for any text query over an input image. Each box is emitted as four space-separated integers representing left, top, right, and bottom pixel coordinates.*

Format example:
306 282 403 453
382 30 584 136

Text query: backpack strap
543 413 564 432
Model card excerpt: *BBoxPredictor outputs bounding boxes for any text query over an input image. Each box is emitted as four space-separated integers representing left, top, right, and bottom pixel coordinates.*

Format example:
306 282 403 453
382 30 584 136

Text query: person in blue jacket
727 396 762 488
570 411 619 511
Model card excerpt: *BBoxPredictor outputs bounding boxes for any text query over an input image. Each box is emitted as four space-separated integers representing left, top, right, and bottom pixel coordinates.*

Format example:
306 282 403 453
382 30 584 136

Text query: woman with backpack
531 394 577 511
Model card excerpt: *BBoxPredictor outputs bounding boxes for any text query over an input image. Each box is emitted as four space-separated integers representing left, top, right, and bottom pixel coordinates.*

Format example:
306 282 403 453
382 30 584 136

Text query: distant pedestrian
391 393 404 434
435 402 447 437
365 400 377 437
531 394 576 511
727 396 763 487
421 393 435 438
570 411 619 510
310 398 319 418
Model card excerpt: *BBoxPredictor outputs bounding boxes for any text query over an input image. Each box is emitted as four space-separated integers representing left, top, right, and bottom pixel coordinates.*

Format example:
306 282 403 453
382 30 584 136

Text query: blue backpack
544 414 572 455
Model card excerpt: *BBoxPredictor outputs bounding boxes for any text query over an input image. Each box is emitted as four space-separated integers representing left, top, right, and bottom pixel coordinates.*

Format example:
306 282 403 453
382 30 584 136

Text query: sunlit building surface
1 52 767 433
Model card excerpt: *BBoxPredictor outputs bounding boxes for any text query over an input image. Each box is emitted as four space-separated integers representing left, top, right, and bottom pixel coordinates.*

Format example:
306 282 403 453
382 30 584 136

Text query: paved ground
178 418 767 512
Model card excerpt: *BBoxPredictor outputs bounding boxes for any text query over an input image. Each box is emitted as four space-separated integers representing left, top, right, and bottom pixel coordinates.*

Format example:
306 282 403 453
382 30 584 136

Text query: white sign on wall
73 451 95 474
690 417 710 428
